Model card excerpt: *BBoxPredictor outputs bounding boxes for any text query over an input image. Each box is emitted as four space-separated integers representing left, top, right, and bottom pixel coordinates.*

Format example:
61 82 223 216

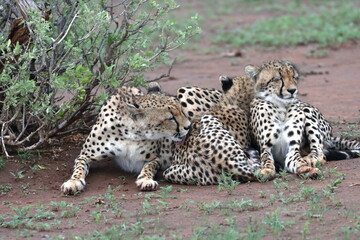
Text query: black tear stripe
279 79 284 98
175 118 180 134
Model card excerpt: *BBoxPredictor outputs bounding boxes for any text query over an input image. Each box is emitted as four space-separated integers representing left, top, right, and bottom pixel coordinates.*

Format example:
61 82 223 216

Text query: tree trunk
14 0 39 20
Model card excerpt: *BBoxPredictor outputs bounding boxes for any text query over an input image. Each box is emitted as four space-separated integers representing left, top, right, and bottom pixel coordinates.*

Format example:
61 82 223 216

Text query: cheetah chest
111 139 158 173
267 100 299 166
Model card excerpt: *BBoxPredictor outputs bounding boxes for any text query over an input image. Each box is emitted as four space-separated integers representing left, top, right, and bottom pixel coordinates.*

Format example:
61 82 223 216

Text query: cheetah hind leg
290 155 320 179
163 164 214 185
297 148 325 179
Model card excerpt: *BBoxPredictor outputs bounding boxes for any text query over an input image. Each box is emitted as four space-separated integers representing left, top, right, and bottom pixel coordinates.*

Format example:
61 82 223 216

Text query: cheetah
168 60 359 183
61 85 191 194
245 60 360 179
163 77 261 185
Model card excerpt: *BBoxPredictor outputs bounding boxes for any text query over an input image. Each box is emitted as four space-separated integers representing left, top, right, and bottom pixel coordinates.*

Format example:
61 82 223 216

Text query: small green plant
339 124 360 139
11 205 33 220
10 171 25 179
17 151 35 161
273 178 291 190
91 211 104 224
299 186 315 200
197 200 222 214
29 164 46 172
264 209 292 235
326 172 345 193
218 172 240 195
0 184 12 194
241 216 266 240
157 185 174 199
50 201 80 218
20 183 31 195
302 220 311 238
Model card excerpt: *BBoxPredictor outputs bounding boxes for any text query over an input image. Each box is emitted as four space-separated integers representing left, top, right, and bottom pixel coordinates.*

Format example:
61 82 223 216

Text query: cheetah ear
219 75 233 92
126 103 145 120
283 60 301 79
245 64 260 81
147 82 162 94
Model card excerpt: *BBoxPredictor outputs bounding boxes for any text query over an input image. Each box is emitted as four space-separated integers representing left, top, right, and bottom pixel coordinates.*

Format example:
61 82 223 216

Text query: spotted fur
61 86 191 194
163 77 260 185
247 60 360 179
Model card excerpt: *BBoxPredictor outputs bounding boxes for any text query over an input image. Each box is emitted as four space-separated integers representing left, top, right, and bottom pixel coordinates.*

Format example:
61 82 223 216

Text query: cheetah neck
259 92 297 110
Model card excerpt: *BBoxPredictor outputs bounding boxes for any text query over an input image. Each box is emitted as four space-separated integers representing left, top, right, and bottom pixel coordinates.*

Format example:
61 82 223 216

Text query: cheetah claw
136 178 159 191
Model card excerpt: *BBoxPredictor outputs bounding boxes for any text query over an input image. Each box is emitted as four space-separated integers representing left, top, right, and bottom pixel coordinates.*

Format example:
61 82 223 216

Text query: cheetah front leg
61 124 116 194
136 159 161 191
250 100 279 179
61 155 91 194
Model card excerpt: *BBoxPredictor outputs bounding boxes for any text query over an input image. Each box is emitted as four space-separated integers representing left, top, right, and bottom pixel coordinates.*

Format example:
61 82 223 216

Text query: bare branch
153 58 176 82
50 9 79 49
1 123 10 157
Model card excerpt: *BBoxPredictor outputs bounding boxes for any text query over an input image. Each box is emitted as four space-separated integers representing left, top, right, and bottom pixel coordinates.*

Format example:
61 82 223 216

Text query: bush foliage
0 0 200 154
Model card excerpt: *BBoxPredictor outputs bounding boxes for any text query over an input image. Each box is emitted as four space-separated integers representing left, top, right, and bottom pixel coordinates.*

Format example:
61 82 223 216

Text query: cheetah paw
61 179 86 195
303 154 326 167
256 168 276 181
136 178 158 191
297 166 319 179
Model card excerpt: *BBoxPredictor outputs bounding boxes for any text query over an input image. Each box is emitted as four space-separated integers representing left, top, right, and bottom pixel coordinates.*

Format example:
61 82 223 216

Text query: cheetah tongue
176 135 188 145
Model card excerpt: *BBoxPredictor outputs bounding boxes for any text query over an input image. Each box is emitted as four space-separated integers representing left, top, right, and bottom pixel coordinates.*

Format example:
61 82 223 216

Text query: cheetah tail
324 136 360 161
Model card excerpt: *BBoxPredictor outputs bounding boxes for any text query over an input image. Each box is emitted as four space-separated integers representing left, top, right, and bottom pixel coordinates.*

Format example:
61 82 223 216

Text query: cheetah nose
184 124 191 131
287 88 297 95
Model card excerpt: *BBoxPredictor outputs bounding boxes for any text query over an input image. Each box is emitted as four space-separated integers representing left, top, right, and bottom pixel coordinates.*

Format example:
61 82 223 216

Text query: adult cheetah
61 85 191 194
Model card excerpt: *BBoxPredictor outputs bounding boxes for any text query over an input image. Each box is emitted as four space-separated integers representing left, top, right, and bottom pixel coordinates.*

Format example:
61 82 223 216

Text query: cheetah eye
167 116 175 121
294 76 299 81
273 76 282 81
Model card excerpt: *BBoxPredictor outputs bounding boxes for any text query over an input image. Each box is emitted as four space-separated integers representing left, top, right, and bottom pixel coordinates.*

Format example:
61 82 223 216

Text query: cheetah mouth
175 134 188 145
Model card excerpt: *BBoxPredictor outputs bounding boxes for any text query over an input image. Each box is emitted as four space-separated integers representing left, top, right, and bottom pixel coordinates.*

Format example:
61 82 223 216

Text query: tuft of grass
213 2 360 48
339 124 360 140
217 172 240 195
191 216 266 240
0 184 12 195
263 209 293 235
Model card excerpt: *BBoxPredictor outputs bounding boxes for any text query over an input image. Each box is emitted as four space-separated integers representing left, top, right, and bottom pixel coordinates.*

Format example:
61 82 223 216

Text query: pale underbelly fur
108 140 151 173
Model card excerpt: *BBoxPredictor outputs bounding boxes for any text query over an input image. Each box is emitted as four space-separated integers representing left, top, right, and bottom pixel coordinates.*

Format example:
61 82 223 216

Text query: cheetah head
245 60 300 102
126 96 191 143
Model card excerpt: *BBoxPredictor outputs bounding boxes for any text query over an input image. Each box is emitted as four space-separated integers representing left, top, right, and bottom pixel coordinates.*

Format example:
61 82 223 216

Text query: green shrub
0 0 200 154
